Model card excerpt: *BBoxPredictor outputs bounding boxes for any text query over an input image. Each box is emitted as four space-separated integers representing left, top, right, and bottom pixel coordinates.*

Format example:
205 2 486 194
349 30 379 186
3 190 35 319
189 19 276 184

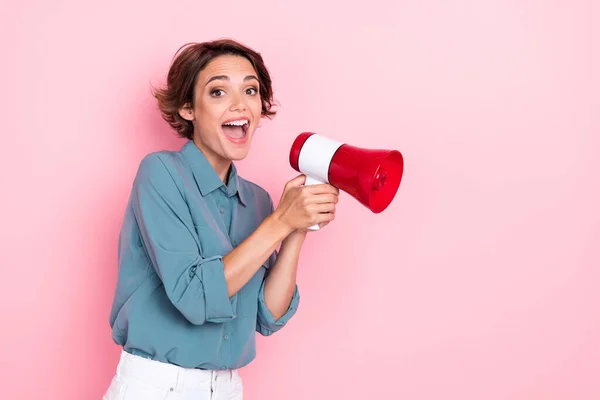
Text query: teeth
223 120 248 126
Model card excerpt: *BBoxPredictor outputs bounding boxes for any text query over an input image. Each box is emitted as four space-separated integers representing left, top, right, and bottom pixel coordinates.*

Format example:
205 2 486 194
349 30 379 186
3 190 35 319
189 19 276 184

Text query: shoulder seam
150 152 187 202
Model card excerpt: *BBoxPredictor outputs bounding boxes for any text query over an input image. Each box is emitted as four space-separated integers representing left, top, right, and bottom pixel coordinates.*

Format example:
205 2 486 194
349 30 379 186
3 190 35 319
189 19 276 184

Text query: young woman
103 39 338 399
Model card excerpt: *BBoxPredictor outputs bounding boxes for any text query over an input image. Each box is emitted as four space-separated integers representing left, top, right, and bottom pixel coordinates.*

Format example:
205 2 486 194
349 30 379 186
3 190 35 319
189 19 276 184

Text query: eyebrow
205 75 259 86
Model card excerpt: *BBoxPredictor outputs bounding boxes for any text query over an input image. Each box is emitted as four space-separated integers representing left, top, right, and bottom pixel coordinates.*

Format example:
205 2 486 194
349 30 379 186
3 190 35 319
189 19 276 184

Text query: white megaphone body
289 132 404 230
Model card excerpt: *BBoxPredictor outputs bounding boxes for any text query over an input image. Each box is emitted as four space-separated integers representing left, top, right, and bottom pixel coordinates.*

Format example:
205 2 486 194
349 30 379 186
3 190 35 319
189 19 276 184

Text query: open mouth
221 119 249 141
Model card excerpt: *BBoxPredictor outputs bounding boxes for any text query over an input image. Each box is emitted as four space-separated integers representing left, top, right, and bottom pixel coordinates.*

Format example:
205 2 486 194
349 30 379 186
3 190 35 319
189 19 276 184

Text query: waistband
115 350 238 391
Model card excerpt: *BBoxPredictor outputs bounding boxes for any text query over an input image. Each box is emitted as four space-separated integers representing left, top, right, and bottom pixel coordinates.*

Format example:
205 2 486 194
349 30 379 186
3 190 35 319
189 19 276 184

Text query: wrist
264 211 294 241
283 229 307 246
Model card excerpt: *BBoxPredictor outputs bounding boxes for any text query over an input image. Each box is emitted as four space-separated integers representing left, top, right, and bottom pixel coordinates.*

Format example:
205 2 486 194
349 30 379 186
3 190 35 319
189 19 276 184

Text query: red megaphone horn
289 132 404 229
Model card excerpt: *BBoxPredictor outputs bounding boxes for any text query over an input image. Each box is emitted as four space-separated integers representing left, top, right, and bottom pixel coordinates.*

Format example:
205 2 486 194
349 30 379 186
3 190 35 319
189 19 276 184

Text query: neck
192 138 232 183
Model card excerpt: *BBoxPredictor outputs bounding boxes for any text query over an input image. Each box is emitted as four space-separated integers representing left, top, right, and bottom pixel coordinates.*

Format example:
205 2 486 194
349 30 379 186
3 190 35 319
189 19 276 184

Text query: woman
103 38 338 399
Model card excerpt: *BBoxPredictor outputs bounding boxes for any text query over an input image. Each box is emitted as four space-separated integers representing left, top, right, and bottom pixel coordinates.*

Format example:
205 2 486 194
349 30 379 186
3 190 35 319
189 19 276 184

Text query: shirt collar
180 140 247 206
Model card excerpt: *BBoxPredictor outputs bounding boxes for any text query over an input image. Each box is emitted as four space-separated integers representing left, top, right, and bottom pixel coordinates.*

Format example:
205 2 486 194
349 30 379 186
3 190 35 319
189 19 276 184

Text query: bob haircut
152 38 277 140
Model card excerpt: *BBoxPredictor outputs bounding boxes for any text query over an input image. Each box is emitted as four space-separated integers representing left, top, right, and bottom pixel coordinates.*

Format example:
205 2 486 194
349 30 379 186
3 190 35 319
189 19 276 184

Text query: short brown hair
151 38 277 140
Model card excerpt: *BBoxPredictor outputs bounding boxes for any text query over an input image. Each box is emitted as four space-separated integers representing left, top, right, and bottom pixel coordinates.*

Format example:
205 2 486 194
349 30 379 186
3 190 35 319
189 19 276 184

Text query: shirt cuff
196 256 236 323
256 280 300 336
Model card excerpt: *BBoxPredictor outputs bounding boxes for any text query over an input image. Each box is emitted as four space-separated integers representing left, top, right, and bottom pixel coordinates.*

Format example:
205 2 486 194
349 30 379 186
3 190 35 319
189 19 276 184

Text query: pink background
1 0 599 399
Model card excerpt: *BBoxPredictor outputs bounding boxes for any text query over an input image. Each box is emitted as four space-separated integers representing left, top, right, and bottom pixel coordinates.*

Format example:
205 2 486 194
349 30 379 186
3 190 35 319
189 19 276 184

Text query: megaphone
289 132 404 230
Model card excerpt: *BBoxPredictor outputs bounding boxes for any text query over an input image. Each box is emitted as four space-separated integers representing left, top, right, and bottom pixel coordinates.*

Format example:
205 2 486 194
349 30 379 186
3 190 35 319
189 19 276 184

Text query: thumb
287 174 306 187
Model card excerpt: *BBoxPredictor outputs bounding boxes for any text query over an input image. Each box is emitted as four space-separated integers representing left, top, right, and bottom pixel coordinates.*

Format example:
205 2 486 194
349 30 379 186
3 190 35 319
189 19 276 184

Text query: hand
273 175 339 232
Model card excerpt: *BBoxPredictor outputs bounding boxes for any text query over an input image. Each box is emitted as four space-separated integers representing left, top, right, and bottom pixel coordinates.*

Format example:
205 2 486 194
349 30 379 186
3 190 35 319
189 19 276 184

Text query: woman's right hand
273 175 339 231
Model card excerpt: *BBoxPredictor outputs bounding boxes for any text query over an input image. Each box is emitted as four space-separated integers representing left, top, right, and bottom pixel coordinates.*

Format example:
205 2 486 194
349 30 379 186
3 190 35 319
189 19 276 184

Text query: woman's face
179 54 263 168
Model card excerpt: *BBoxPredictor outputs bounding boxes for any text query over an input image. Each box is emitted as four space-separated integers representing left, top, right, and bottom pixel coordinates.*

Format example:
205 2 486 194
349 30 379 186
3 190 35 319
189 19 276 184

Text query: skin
179 55 339 320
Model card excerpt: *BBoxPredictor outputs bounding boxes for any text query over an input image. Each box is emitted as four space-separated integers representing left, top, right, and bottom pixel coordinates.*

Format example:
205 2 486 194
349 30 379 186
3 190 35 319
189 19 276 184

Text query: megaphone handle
303 175 325 231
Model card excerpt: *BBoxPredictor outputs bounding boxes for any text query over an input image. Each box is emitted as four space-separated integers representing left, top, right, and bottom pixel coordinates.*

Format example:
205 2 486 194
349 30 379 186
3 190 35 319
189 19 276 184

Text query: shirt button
219 208 224 214
170 388 174 392
221 366 227 370
224 334 229 340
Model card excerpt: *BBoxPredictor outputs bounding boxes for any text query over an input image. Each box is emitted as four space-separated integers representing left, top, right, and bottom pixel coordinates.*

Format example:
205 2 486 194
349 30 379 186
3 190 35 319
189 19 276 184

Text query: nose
229 93 247 113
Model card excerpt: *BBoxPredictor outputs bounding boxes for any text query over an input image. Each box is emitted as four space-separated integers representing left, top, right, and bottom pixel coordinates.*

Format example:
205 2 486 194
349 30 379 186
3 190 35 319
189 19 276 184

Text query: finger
309 203 336 214
314 210 335 223
303 193 338 204
304 183 339 195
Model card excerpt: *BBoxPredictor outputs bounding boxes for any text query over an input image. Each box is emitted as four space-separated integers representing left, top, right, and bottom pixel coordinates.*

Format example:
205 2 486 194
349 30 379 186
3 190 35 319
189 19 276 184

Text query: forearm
262 230 305 320
223 213 292 297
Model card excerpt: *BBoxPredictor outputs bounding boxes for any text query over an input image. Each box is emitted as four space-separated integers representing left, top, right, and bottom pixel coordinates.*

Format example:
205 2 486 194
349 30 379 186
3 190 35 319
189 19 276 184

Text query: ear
178 103 194 122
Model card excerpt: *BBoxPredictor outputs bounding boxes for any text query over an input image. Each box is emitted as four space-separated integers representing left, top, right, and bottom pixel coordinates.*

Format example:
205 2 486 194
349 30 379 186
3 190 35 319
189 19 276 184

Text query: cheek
250 97 263 116
196 104 221 128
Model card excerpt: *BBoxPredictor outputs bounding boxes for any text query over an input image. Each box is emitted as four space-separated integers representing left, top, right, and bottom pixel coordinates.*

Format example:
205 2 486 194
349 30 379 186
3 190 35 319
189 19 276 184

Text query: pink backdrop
1 1 599 399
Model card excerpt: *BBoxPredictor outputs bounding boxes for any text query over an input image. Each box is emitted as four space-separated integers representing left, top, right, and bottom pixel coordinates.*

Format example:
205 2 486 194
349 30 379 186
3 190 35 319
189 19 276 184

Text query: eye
210 89 225 97
246 87 258 96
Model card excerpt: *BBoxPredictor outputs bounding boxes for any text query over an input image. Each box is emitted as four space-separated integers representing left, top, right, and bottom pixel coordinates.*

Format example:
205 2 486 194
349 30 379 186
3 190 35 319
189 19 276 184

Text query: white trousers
103 350 243 400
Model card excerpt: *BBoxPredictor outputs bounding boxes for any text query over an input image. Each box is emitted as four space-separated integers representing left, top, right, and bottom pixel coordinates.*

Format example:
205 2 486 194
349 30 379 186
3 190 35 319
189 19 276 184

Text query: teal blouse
108 140 300 370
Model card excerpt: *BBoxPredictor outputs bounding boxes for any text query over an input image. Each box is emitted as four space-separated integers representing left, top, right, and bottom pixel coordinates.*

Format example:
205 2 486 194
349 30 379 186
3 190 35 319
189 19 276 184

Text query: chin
221 131 254 161
221 139 251 160
227 148 251 161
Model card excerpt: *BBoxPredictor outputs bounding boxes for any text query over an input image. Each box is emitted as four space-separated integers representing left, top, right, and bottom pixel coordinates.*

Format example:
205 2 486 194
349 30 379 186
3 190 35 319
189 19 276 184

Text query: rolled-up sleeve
130 154 235 325
256 268 300 336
